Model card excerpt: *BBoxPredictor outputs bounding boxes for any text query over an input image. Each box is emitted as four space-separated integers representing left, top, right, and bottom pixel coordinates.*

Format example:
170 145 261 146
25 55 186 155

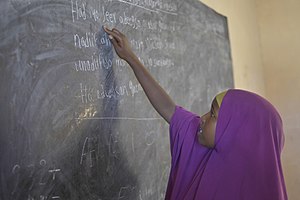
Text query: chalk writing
108 132 119 158
130 39 144 51
118 185 136 200
40 159 47 166
74 54 113 72
71 0 87 22
78 80 143 104
145 130 156 146
80 137 96 167
115 58 128 69
98 80 143 99
114 57 174 70
131 132 135 153
27 195 61 200
118 11 142 29
145 37 176 50
12 160 62 199
71 0 180 31
129 80 142 97
102 6 117 24
74 32 97 49
139 186 155 199
147 19 179 32
11 164 20 195
48 168 61 180
71 0 115 23
12 164 20 174
97 83 129 100
79 83 94 103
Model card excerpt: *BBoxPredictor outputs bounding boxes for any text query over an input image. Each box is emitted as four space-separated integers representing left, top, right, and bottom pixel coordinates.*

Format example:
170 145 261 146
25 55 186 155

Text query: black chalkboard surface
0 0 233 199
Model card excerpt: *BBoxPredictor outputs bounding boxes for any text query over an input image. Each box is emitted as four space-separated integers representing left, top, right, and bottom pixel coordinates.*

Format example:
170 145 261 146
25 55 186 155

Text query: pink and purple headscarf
166 89 287 199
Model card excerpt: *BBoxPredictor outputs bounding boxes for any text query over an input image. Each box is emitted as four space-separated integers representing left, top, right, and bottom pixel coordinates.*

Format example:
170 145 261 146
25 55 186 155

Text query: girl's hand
103 26 137 63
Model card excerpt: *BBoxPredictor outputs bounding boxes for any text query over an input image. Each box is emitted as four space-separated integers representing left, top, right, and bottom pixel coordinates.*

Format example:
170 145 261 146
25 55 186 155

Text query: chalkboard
0 0 233 199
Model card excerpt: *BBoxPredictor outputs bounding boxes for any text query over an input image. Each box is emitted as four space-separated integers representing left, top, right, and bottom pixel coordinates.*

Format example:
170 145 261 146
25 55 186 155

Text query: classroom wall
200 0 266 96
201 0 300 198
256 0 300 199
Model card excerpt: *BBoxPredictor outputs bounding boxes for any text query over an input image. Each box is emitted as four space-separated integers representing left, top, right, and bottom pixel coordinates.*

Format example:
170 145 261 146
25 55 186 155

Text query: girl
104 27 288 200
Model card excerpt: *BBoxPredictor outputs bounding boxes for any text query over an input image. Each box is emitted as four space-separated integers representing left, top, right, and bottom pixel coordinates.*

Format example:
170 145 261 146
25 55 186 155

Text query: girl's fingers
109 35 119 48
103 26 122 43
112 28 123 36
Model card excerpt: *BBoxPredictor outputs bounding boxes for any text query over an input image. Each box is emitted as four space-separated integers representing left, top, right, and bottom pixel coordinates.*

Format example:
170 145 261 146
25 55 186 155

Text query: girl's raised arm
103 26 176 123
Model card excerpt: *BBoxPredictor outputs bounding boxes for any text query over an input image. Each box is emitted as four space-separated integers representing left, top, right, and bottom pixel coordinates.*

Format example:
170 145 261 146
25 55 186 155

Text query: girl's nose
201 112 209 121
200 113 208 125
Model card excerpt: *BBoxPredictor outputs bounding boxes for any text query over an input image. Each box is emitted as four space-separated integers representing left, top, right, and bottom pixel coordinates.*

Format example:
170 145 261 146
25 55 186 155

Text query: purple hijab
165 89 287 200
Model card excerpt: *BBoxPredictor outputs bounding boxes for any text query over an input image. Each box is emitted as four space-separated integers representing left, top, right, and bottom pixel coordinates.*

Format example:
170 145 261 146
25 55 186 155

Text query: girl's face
198 98 220 148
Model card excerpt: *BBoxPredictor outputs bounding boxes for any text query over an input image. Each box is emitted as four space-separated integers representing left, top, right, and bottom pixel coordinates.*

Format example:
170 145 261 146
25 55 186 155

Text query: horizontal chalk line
75 117 162 121
117 0 159 13
117 0 177 15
